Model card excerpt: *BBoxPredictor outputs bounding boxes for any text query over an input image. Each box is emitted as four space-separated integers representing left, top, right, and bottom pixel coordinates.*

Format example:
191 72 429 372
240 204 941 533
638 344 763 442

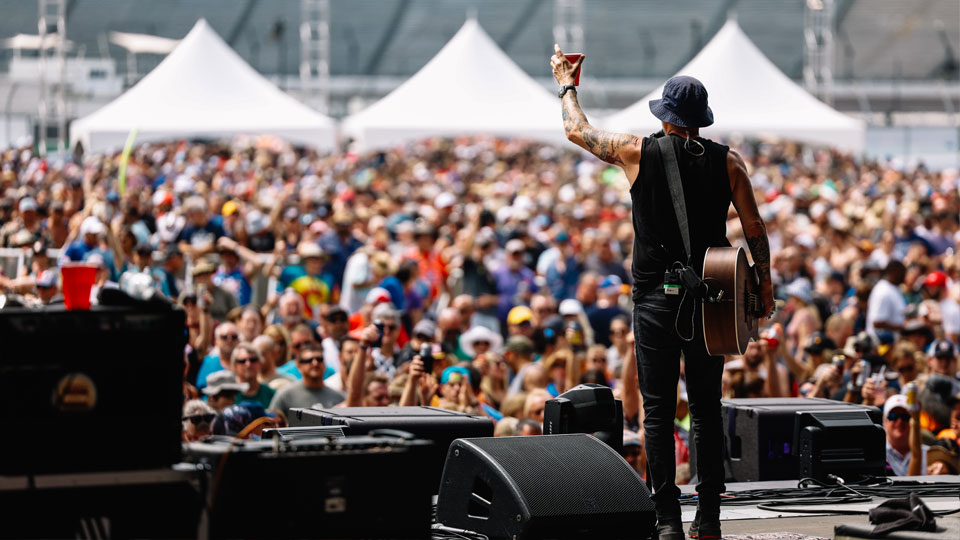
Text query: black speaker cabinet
710 398 882 482
437 434 656 539
0 305 186 474
291 406 494 490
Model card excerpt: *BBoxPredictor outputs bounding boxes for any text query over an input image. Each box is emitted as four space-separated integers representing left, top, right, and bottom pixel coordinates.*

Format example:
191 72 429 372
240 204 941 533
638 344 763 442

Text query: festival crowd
1 134 959 479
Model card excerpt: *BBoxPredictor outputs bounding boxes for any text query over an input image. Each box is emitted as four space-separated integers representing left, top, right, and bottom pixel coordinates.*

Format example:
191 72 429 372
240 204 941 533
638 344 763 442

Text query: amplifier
0 305 185 474
291 406 494 489
184 434 434 539
705 398 882 482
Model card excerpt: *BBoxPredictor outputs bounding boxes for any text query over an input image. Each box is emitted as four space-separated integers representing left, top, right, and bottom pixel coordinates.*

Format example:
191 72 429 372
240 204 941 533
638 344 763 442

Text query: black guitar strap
658 135 720 307
657 135 691 265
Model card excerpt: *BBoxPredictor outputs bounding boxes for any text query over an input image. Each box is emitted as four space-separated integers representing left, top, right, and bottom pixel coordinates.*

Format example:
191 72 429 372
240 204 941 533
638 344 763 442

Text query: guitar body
701 247 760 356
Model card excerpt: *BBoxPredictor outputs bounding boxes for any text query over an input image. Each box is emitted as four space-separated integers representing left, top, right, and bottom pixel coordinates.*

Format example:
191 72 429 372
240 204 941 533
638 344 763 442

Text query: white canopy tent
342 19 565 151
602 20 865 153
108 31 180 55
71 20 336 153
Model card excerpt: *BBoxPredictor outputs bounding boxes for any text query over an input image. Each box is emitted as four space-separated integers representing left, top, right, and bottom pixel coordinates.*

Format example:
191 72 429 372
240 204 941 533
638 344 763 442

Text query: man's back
630 133 732 298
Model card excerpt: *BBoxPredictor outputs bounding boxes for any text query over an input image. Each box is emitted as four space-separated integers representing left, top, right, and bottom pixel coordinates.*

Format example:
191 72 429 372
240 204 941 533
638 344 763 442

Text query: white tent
71 20 336 153
109 31 179 55
602 20 865 153
342 19 565 151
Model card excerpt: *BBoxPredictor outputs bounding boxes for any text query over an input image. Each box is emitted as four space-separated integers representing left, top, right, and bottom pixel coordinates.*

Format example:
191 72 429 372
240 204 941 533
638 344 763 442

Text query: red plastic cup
564 54 583 85
61 263 98 310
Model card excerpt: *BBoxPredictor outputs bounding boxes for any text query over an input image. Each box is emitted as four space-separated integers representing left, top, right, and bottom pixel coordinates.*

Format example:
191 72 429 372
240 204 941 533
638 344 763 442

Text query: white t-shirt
885 440 927 477
940 298 960 337
866 279 906 337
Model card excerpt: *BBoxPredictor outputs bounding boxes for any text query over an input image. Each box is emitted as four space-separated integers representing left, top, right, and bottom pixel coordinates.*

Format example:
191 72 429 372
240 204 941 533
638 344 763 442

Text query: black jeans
633 288 725 520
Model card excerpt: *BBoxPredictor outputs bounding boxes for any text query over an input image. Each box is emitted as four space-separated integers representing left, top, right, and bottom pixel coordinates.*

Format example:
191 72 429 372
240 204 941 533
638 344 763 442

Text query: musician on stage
551 46 775 540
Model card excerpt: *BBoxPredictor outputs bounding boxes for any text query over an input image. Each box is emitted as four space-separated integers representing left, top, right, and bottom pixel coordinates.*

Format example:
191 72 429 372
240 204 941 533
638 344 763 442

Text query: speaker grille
465 434 652 517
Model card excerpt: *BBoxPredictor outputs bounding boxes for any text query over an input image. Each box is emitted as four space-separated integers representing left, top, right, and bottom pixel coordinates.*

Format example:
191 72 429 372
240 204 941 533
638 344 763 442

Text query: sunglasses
612 329 629 336
382 323 398 331
473 341 491 347
326 315 348 323
219 334 239 341
886 411 910 423
299 355 324 365
292 341 310 350
183 413 216 424
896 364 915 373
415 334 433 341
234 356 260 365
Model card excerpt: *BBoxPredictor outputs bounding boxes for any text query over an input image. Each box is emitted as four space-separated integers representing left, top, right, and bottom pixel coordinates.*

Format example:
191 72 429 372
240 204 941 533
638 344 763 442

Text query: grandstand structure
0 0 957 150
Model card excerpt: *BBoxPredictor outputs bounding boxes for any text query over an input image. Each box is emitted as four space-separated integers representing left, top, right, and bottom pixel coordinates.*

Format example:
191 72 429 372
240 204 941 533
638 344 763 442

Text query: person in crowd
319 304 350 373
867 261 908 337
177 196 226 259
182 400 217 442
884 394 927 476
506 306 535 339
202 371 248 412
191 258 237 322
234 306 263 343
231 343 276 409
213 236 263 307
252 334 294 391
927 339 958 379
196 322 240 390
269 342 344 417
276 242 332 319
607 315 632 375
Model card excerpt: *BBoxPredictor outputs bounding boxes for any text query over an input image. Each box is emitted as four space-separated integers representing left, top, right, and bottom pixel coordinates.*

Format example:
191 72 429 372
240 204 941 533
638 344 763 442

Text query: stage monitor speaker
0 305 185 475
436 434 656 539
185 433 434 539
708 398 882 482
795 409 886 480
291 406 494 489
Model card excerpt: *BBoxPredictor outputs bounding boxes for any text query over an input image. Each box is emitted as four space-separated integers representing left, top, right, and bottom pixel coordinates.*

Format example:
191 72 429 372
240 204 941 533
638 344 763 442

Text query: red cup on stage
564 53 583 85
61 263 97 310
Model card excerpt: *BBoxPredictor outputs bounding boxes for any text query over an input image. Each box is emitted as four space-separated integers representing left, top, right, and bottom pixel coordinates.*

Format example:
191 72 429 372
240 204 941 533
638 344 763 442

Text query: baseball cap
413 318 437 339
785 278 813 304
36 269 58 288
297 242 324 260
152 190 174 208
507 306 534 325
559 299 583 316
805 332 836 354
600 275 623 294
441 366 472 385
883 394 908 418
929 339 958 358
365 287 392 305
18 197 37 212
876 330 896 356
505 239 525 253
221 200 239 217
504 335 534 355
80 216 105 236
202 371 249 396
434 192 456 209
924 271 948 289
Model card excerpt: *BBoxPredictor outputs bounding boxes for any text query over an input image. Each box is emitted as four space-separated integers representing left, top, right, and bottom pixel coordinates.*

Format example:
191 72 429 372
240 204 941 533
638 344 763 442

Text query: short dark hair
298 342 323 360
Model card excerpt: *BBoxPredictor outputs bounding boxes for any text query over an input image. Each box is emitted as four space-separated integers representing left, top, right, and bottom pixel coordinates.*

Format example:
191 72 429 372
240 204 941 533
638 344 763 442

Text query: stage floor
680 476 960 539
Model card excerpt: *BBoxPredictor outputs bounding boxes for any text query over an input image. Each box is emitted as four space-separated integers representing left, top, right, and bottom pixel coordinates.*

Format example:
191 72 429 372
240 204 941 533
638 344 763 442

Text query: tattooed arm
550 45 643 182
729 149 775 317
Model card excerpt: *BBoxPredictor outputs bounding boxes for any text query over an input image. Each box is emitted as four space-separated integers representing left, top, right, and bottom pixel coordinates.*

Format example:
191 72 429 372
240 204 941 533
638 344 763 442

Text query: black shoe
657 517 685 540
688 510 721 539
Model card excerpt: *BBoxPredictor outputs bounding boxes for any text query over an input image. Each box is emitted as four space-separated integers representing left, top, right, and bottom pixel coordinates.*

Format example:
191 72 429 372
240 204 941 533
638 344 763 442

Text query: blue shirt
214 266 252 306
196 352 226 390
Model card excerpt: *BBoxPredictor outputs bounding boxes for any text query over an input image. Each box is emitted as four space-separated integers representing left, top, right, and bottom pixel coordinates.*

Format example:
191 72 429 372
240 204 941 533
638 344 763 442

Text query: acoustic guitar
701 246 762 356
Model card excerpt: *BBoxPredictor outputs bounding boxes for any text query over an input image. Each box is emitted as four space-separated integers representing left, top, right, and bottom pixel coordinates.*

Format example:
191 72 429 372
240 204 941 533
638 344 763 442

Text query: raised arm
728 149 775 317
550 45 643 183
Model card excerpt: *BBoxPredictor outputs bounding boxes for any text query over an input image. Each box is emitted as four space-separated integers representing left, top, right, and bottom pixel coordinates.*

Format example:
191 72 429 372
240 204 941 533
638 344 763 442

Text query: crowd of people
1 134 959 479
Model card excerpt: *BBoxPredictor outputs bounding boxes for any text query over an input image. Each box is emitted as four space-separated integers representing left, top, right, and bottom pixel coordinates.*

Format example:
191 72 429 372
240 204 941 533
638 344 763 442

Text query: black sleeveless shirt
630 132 732 300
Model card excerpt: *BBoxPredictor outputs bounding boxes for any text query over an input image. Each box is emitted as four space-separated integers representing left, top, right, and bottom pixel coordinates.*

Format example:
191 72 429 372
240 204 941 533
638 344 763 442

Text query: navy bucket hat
649 75 714 128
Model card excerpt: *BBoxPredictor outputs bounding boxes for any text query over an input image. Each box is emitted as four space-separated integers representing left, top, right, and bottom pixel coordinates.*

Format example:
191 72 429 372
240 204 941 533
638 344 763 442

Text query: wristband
558 85 577 98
